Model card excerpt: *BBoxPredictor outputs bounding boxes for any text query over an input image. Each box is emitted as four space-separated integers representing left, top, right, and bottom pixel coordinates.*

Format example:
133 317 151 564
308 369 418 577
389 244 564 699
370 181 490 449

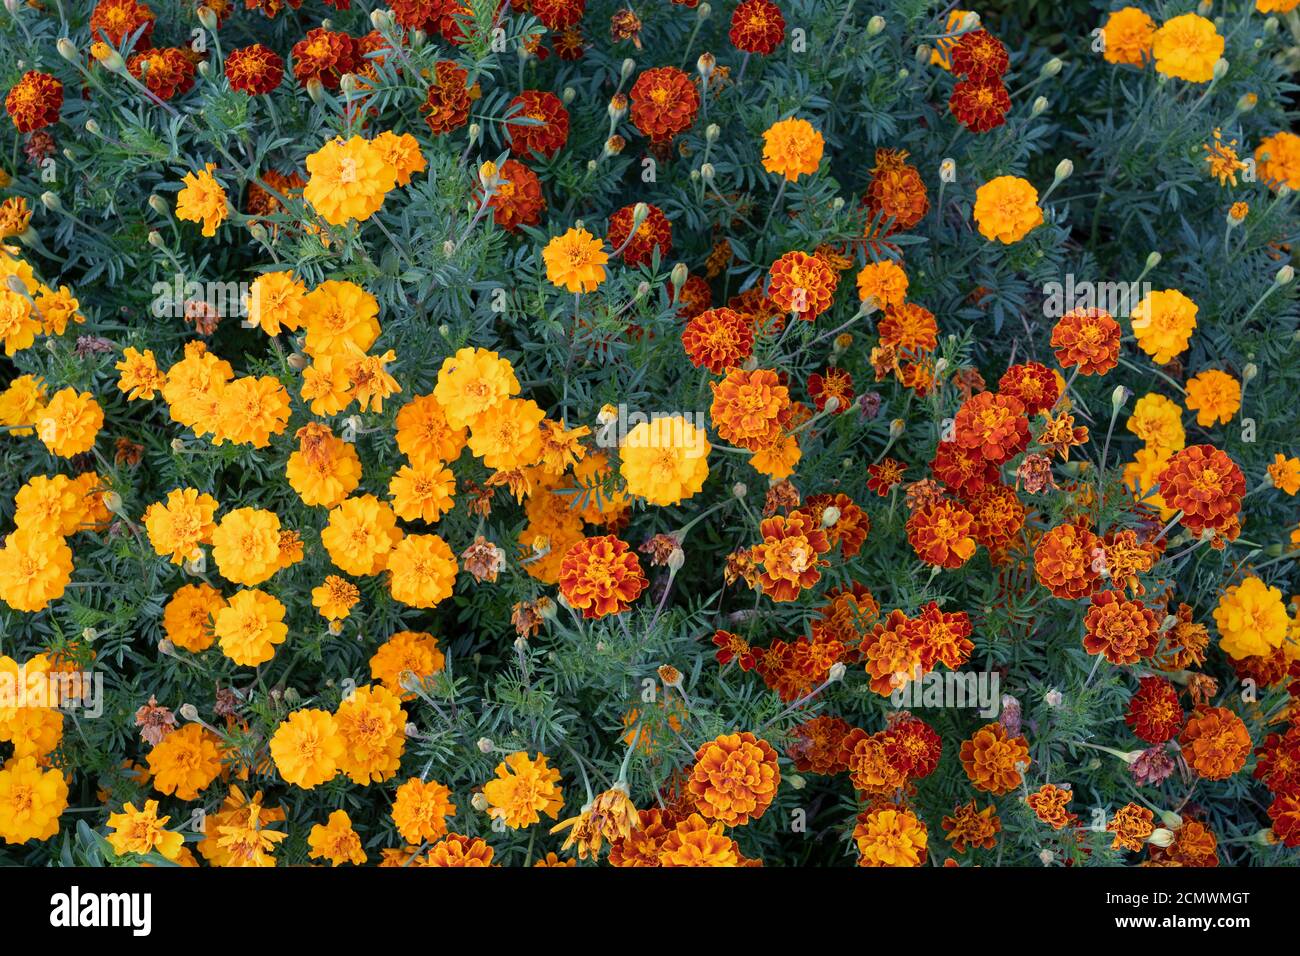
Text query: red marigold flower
729 0 785 55
998 362 1059 416
225 44 285 96
292 28 359 90
930 439 999 497
787 715 852 775
682 307 754 374
949 78 1011 133
907 600 974 670
711 629 755 671
960 722 1030 794
552 26 586 60
862 609 923 695
885 716 942 779
953 391 1030 464
127 48 198 102
1051 307 1121 375
755 635 843 701
767 250 838 321
867 458 906 496
388 0 446 31
91 0 157 47
1179 706 1252 781
1126 676 1185 743
671 273 712 320
754 510 830 602
1083 590 1158 664
804 492 870 558
906 499 977 569
949 29 1010 80
878 301 938 353
814 582 880 649
5 72 63 134
557 534 647 618
1034 522 1102 600
629 66 699 142
506 90 570 158
1254 726 1300 793
864 149 928 233
807 367 854 413
608 202 672 267
422 60 477 135
1267 791 1300 848
966 483 1026 553
483 158 545 230
531 0 585 29
1157 445 1245 541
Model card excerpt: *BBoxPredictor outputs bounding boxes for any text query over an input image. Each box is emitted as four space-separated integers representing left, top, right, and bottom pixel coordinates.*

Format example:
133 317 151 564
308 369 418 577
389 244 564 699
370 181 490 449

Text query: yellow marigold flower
1257 0 1300 11
214 375 291 448
0 373 47 435
482 752 564 829
1255 131 1300 192
175 163 229 237
542 226 609 293
434 346 521 430
0 528 73 612
299 354 353 417
1268 454 1300 495
335 685 407 785
369 631 445 699
391 777 456 844
467 397 545 470
285 422 362 508
536 418 590 477
855 259 908 310
213 588 289 667
163 341 233 430
322 495 403 576
551 783 640 859
750 432 802 480
1131 288 1197 365
1101 6 1156 66
33 284 83 336
308 809 367 866
35 388 102 458
387 533 458 609
371 130 427 186
657 813 742 867
303 135 397 225
389 462 456 523
245 270 306 336
0 756 68 843
210 507 283 586
1151 13 1223 84
619 415 711 506
854 806 928 867
422 833 495 866
973 175 1043 244
147 723 223 801
1183 369 1241 426
144 488 219 565
14 474 85 537
347 349 401 413
1125 392 1186 452
0 195 31 238
106 800 184 860
395 392 468 466
312 574 359 621
760 116 825 182
0 288 40 355
1202 129 1247 187
215 804 287 867
162 583 225 652
269 708 343 789
301 279 380 358
1214 576 1289 660
115 347 167 402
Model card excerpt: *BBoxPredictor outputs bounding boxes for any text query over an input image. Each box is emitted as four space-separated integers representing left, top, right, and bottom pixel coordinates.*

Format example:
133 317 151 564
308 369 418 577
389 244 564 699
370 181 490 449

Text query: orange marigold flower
1034 522 1102 600
942 800 1001 853
422 60 477 135
998 362 1059 416
959 721 1030 794
787 715 853 775
1051 307 1122 375
906 499 977 569
657 813 742 866
506 90 569 158
147 723 222 801
862 608 923 695
558 535 647 618
730 0 785 54
90 0 156 46
760 116 822 182
1026 783 1077 829
1126 676 1184 744
1102 6 1156 66
5 72 63 134
127 48 197 102
767 250 838 321
686 731 780 825
856 259 908 310
1131 288 1198 365
966 483 1026 552
1083 590 1159 664
753 510 830 601
1108 802 1155 852
973 175 1043 244
1178 706 1251 780
710 367 792 450
682 307 754 374
854 805 928 867
224 44 284 95
291 28 358 90
878 301 938 353
953 391 1029 463
608 202 672 267
629 64 700 143
391 777 456 844
909 600 974 670
1157 444 1245 540
865 149 929 233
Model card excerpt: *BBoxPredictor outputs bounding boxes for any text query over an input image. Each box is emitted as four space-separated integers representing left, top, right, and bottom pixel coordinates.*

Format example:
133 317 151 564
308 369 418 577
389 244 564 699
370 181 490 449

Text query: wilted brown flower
1015 453 1057 494
512 597 553 638
763 480 801 516
461 536 506 583
640 533 682 567
134 695 177 746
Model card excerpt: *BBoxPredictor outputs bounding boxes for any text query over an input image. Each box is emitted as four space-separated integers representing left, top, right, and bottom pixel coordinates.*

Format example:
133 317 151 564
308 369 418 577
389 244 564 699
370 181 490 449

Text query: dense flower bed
0 0 1298 867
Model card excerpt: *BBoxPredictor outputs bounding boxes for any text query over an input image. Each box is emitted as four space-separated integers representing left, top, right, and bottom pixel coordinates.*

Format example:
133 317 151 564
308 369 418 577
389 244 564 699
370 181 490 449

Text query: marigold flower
0 756 68 844
422 833 496 867
966 483 1027 552
225 43 284 95
1034 522 1102 600
862 608 923 695
1101 7 1156 66
760 116 823 182
211 507 283 586
127 48 197 101
973 175 1043 244
90 0 156 46
943 800 1001 853
371 131 427 187
619 415 711 506
423 60 478 135
0 529 72 613
482 158 545 230
144 488 218 564
115 347 167 402
687 731 780 826
1125 676 1184 744
385 534 457 608
1151 13 1223 84
906 499 978 569
657 813 743 866
681 307 754 374
854 806 928 867
213 588 288 667
787 715 853 775
162 583 224 652
949 77 1011 133
291 27 359 89
311 575 359 622
730 0 786 54
865 148 929 232
1183 369 1240 426
1026 783 1077 830
608 202 672 267
1126 392 1185 452
214 375 290 447
867 457 906 495
1179 706 1251 780
805 492 870 557
322 495 403 576
999 362 1059 416
1256 131 1300 191
551 783 640 859
1131 288 1197 365
1083 590 1159 664
855 259 908 310
308 810 367 866
370 630 445 700
1157 444 1244 540
482 752 564 829
270 708 343 789
1108 802 1155 851
391 777 456 844
710 367 792 450
35 388 102 458
334 685 406 785
5 71 63 134
285 423 362 508
147 723 223 801
558 535 647 618
506 90 570 158
767 250 838 321
954 390 1029 463
960 721 1030 794
1214 576 1289 660
0 289 39 356
628 65 699 142
951 29 1010 79
106 799 184 861
303 136 397 226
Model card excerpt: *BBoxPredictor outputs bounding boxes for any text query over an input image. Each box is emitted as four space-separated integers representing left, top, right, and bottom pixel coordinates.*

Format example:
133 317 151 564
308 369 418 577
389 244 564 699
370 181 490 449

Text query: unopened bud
477 737 495 753
147 230 165 248
1242 362 1258 384
667 548 685 573
306 78 325 104
670 262 688 291
471 792 490 812
1160 810 1183 829
562 86 575 105
57 38 79 62
828 662 847 682
1212 58 1229 80
1031 96 1048 117
1040 57 1063 78
732 482 748 498
866 15 885 35
1147 828 1176 848
959 11 980 30
889 418 905 438
147 194 169 217
1110 385 1129 411
697 53 715 79
40 191 62 212
179 703 200 722
1054 158 1074 183
370 8 393 30
820 506 841 528
621 58 636 81
1277 264 1295 286
1144 251 1162 272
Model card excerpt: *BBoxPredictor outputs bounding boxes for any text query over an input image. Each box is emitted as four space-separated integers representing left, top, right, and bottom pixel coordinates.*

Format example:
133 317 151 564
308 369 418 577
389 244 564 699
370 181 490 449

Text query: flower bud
733 482 748 498
1277 264 1295 287
1236 92 1257 113
57 38 79 62
697 53 715 80
670 262 688 291
40 191 62 212
179 703 200 722
621 58 636 81
867 15 886 35
1040 57 1063 78
1242 362 1258 384
1144 251 1161 272
286 351 308 370
1159 810 1183 829
562 86 575 105
147 230 165 248
787 774 806 790
889 418 905 438
158 639 175 656
697 2 711 19
915 44 931 65
608 94 628 122
1147 828 1176 848
820 506 841 528
1044 688 1063 708
477 737 495 753
1110 385 1129 412
635 280 650 299
1053 158 1074 183
1030 96 1049 117
471 792 490 812
700 162 715 181
959 11 981 30
1264 16 1279 35
828 662 846 683
306 77 325 104
468 123 481 145
147 194 169 217
1212 57 1229 81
